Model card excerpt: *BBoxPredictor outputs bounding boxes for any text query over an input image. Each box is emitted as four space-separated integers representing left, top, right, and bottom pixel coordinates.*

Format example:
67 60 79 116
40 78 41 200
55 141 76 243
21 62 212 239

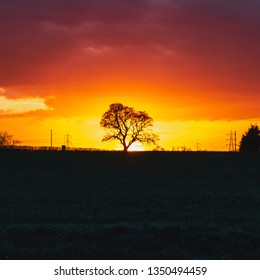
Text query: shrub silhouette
239 124 260 151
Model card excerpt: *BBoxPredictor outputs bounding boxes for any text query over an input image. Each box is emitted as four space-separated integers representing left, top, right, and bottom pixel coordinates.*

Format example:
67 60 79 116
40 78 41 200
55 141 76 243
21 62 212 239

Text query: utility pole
50 129 53 149
234 130 237 152
195 142 201 151
229 130 234 152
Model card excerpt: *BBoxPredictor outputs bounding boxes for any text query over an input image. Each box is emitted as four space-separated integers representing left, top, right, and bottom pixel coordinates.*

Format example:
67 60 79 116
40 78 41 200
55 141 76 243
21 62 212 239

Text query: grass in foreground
0 151 259 259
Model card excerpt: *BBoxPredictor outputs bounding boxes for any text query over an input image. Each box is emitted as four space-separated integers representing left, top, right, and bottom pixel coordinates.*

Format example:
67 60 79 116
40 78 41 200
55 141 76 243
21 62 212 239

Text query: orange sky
0 0 260 151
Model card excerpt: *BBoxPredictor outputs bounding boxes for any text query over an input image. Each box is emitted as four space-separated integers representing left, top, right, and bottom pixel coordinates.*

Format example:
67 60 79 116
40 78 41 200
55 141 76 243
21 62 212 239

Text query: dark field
0 151 259 259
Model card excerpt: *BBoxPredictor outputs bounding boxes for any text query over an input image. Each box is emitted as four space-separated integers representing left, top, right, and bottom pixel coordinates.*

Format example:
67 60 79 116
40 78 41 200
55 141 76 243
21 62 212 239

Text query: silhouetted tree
0 131 21 149
239 124 260 151
100 103 158 152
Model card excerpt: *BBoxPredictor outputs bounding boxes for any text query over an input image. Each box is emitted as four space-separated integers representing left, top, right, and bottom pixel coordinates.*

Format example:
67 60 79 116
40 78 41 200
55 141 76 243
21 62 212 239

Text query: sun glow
114 142 145 151
127 142 145 152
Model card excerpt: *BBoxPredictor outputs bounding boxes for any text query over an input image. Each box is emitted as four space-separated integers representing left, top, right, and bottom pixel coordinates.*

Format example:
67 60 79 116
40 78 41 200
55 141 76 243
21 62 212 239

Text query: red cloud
0 0 259 120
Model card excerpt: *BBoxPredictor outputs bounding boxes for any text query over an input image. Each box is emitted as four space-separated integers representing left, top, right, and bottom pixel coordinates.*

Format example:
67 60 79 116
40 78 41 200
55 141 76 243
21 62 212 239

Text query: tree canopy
239 124 260 152
100 103 158 151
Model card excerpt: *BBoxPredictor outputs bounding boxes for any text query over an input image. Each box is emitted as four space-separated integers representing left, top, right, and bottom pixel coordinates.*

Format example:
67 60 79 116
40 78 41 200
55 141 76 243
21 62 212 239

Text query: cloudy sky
0 0 259 150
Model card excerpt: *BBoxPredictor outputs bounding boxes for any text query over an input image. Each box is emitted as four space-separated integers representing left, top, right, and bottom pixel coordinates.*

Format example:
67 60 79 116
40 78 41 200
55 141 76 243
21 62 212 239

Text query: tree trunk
123 139 128 152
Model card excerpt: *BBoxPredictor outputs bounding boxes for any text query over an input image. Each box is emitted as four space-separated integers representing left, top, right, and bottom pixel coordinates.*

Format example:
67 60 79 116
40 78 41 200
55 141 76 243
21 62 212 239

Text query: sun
127 142 145 152
114 142 145 151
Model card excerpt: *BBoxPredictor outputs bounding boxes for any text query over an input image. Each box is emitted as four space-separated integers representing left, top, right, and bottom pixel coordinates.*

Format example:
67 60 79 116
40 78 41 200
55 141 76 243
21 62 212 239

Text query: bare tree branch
0 131 21 149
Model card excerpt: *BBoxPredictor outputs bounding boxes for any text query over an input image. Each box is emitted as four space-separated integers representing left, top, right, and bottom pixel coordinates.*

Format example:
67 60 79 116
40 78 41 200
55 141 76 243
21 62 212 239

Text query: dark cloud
0 0 259 109
0 0 152 86
178 0 260 21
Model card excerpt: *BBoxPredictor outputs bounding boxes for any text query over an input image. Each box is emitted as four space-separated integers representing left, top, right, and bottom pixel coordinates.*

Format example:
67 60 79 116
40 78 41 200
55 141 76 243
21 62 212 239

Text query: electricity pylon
64 134 72 148
228 130 237 152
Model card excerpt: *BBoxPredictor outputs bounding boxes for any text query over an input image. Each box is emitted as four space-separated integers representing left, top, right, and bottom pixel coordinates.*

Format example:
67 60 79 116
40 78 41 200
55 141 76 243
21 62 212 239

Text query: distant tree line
2 113 260 152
